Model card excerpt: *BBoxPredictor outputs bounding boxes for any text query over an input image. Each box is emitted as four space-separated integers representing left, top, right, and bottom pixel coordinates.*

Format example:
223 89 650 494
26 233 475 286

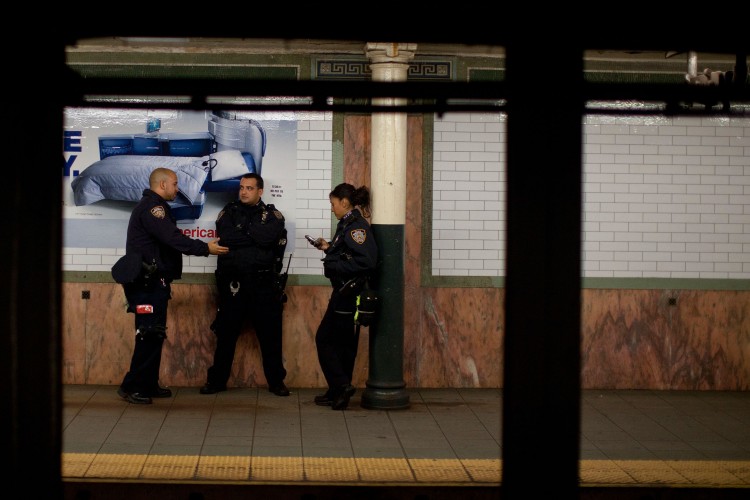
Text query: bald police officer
116 167 228 404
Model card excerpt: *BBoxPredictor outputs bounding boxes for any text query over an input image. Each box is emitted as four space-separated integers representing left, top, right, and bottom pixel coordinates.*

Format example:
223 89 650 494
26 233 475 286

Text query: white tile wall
433 113 506 277
292 113 333 276
433 113 750 279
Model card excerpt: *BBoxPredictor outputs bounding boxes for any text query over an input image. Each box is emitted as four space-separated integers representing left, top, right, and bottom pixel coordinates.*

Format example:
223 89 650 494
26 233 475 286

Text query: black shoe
199 383 226 395
117 387 152 405
331 385 356 411
314 390 333 406
269 382 290 397
148 387 172 398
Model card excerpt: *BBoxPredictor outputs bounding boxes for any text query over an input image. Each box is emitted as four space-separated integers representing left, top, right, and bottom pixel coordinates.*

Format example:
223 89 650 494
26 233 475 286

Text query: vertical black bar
502 42 583 497
4 41 64 498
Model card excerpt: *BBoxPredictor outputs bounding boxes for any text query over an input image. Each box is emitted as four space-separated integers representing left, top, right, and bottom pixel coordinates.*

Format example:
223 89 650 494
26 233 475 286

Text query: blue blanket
71 155 210 207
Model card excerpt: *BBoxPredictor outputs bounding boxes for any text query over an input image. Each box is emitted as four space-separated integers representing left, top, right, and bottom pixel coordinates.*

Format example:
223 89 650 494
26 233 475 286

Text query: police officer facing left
200 173 291 397
118 167 229 405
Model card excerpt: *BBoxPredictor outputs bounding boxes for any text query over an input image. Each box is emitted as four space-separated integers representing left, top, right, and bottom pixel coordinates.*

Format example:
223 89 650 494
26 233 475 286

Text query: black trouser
120 279 171 394
206 271 287 388
315 287 359 390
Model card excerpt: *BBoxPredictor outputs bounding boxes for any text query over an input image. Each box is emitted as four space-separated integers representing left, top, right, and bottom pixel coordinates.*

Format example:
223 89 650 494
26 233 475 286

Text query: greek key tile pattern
316 60 452 80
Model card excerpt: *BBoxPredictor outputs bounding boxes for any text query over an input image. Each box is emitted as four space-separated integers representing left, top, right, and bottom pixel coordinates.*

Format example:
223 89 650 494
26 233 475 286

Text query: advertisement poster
62 108 297 251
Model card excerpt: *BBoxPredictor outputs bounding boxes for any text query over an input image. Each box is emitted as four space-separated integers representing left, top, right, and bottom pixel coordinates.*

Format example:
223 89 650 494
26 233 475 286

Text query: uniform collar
237 198 264 208
144 188 167 204
342 208 359 222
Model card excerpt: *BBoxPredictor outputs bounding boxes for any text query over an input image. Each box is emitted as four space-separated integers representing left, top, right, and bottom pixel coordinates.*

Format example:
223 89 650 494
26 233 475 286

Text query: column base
360 385 410 410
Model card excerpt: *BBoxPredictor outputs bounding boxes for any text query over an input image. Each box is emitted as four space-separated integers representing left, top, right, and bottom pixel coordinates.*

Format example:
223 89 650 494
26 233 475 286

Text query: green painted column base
360 223 410 410
360 385 410 410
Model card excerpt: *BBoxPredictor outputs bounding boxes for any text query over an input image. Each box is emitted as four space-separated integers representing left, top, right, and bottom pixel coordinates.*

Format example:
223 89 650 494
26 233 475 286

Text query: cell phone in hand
305 235 317 246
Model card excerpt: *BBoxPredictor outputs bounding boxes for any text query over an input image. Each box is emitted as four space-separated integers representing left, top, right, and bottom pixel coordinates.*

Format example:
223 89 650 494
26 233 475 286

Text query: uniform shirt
322 208 378 284
126 189 209 281
215 199 286 275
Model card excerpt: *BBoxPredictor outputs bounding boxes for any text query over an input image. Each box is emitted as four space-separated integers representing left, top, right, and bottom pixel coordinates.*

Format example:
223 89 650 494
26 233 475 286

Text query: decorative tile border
316 59 452 80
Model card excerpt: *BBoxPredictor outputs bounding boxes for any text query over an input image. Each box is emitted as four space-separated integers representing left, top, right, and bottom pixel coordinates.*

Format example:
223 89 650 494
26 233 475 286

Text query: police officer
200 173 291 397
117 167 229 405
308 183 378 410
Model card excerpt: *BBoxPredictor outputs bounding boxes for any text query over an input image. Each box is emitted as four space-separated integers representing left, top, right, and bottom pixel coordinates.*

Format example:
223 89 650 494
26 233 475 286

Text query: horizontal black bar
64 75 750 104
68 98 750 118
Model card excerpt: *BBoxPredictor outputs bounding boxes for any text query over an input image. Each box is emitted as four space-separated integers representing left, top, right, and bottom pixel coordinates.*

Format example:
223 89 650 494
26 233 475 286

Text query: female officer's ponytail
330 183 372 218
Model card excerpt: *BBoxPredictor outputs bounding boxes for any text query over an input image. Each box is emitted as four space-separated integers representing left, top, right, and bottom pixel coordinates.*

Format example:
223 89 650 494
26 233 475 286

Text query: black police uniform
119 189 210 400
315 208 377 407
203 198 288 392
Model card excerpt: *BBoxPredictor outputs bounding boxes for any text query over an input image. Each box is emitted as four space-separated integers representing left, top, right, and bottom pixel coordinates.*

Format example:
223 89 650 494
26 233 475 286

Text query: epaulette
341 211 360 228
266 203 285 221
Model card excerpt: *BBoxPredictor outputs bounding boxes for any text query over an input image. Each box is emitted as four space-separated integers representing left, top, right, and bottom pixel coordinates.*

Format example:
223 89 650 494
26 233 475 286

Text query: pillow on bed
209 150 251 181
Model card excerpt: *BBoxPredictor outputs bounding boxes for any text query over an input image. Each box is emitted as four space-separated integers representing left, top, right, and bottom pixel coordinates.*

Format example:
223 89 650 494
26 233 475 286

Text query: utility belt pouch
112 253 159 285
112 253 143 284
338 276 366 298
355 286 379 327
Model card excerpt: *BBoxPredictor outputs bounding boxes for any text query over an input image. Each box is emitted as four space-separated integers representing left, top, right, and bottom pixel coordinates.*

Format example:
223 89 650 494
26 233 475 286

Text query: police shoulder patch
150 206 166 219
273 210 284 220
350 228 367 244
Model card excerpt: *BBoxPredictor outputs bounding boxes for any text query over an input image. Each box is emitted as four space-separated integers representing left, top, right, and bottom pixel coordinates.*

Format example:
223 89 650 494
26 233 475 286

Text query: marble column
360 43 416 410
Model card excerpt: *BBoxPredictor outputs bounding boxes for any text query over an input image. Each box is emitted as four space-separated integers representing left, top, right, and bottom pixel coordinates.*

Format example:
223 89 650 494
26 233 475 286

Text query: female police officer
308 183 378 410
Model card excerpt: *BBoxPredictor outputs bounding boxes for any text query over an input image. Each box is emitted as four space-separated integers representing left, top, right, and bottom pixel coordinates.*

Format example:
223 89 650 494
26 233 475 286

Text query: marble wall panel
344 114 370 186
61 283 87 384
158 284 217 386
67 283 135 386
63 283 350 389
416 288 504 388
66 284 748 390
403 115 425 385
581 289 750 390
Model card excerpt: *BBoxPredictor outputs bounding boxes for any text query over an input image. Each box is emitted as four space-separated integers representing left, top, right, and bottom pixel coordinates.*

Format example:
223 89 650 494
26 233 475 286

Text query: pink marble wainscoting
343 115 370 186
64 283 749 390
158 283 217 387
61 282 87 384
62 282 346 389
413 288 504 388
403 114 425 388
62 282 137 385
581 289 750 390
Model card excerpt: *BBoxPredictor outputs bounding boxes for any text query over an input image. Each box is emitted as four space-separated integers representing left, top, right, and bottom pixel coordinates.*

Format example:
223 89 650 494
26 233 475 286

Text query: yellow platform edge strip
62 454 750 486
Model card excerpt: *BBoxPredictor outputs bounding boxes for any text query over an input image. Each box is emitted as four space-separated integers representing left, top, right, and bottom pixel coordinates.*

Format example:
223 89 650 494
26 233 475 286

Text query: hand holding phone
305 235 320 248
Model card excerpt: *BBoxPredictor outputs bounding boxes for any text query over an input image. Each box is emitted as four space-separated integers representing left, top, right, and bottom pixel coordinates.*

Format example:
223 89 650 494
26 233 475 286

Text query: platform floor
61 385 750 499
